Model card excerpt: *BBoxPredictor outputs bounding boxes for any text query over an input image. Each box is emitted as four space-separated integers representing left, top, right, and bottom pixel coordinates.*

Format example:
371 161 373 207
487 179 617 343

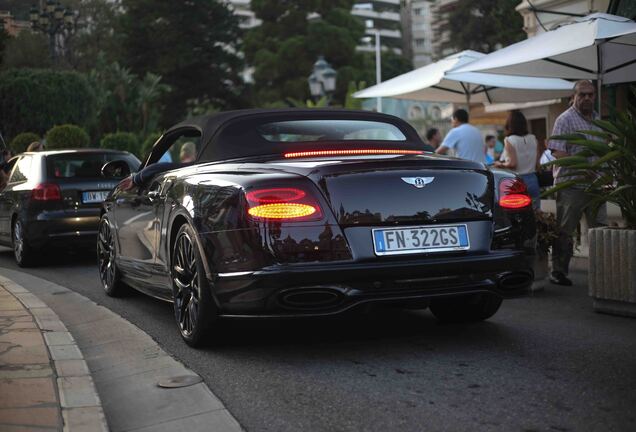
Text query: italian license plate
82 191 109 203
372 224 469 256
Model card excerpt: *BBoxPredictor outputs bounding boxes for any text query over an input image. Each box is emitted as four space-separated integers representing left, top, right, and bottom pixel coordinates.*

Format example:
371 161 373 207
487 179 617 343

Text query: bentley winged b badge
401 177 435 189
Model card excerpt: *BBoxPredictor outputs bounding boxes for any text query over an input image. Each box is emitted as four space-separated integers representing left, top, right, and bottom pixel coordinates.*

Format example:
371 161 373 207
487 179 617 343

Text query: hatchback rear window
256 120 407 142
46 153 140 179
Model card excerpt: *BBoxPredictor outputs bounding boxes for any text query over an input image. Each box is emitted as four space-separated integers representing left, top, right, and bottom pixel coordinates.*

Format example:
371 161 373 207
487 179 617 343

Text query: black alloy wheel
12 219 36 267
171 224 216 347
97 215 128 296
429 293 503 323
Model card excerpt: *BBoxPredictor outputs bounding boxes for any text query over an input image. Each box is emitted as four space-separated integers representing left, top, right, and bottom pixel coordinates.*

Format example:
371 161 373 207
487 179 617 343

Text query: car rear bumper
24 211 100 249
211 250 534 317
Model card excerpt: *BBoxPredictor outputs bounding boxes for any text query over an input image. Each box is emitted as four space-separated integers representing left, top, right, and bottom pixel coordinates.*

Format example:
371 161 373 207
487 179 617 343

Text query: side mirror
101 160 131 178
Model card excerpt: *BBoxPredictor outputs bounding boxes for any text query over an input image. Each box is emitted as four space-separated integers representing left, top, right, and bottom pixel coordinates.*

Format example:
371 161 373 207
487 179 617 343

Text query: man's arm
132 162 180 185
435 129 456 155
548 115 569 159
119 162 181 191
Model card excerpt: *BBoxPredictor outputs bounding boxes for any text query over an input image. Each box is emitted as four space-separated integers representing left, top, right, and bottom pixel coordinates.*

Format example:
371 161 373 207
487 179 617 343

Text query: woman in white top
493 110 541 209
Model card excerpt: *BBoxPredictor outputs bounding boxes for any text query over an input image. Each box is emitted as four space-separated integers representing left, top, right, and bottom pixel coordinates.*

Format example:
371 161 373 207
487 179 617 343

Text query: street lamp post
361 28 383 112
29 1 78 64
308 56 337 105
374 29 382 113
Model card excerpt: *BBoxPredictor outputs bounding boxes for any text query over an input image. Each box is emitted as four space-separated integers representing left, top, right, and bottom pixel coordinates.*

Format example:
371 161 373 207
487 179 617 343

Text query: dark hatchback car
0 149 139 266
99 109 536 347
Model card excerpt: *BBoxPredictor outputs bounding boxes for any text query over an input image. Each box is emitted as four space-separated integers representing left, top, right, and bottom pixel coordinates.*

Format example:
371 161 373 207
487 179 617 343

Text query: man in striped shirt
548 80 607 286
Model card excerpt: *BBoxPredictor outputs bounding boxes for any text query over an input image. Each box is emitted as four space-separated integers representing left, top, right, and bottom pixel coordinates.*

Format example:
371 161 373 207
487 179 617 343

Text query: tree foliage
9 132 40 153
1 31 52 70
70 0 123 71
119 0 244 121
245 1 411 106
444 0 524 55
0 69 96 139
100 132 139 156
0 29 10 66
245 1 361 105
45 124 91 149
88 57 170 140
140 131 162 160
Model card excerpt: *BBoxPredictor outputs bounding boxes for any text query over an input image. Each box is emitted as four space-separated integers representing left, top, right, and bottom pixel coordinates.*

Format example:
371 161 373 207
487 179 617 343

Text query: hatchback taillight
246 187 322 221
498 178 531 210
31 183 61 201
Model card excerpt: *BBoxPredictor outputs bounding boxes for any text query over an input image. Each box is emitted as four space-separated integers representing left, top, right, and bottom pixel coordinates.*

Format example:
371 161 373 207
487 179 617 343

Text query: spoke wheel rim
97 220 116 290
172 232 200 337
13 221 23 262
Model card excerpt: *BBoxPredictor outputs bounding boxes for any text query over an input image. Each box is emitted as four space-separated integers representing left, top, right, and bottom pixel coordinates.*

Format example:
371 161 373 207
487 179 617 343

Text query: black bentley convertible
98 109 535 346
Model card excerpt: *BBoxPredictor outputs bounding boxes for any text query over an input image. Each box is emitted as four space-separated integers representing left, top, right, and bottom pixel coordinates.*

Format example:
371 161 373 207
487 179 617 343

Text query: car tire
171 223 217 347
97 215 129 297
12 219 38 267
429 293 503 322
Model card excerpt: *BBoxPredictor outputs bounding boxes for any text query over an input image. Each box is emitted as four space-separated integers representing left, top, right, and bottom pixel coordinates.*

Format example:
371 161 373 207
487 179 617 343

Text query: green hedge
0 68 96 139
9 132 40 153
140 132 162 160
100 132 139 156
45 125 90 149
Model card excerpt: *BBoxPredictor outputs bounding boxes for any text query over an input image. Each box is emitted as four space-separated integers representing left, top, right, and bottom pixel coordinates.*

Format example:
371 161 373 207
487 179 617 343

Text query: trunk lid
308 159 493 227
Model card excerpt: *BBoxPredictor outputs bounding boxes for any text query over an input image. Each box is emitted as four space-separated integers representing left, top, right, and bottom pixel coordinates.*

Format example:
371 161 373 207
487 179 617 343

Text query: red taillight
246 187 322 221
31 183 61 201
246 188 306 203
283 149 423 158
498 178 531 210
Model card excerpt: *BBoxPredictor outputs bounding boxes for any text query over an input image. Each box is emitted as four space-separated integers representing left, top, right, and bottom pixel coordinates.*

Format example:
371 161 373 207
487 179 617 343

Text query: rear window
256 120 407 142
46 153 140 179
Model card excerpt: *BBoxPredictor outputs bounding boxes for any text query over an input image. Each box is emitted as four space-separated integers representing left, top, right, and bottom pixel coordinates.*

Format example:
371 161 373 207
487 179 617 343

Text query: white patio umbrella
453 14 636 87
352 50 574 105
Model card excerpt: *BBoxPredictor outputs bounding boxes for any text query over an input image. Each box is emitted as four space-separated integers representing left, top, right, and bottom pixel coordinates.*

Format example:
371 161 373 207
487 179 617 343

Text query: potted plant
545 86 636 316
532 209 559 291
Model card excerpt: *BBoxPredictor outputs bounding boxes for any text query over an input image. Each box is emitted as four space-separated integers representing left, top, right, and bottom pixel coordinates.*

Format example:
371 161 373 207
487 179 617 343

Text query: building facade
352 0 404 55
227 0 261 30
405 0 435 67
431 0 458 60
0 10 30 37
516 0 611 37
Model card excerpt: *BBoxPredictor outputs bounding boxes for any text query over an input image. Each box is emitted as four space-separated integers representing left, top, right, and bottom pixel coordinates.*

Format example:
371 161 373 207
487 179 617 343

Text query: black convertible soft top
160 108 426 162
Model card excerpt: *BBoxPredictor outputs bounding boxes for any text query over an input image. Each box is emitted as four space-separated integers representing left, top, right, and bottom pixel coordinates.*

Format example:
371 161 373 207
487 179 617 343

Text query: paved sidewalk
0 271 243 432
0 281 107 432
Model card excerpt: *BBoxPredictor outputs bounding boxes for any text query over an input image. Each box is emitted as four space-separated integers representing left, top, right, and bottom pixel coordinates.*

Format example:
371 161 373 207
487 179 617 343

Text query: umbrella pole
597 78 602 117
597 43 603 117
375 30 382 113
466 92 471 117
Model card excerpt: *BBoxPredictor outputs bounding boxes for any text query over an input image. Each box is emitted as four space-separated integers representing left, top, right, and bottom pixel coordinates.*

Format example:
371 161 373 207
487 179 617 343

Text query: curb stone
1 277 109 432
0 270 244 432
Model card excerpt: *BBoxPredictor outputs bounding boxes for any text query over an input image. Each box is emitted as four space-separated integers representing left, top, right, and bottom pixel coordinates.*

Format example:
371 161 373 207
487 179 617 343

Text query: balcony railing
364 28 402 39
351 9 401 22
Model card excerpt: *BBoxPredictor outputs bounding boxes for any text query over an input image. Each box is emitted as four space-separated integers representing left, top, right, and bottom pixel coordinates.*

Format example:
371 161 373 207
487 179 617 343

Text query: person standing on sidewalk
435 109 486 164
493 110 541 209
548 80 607 286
